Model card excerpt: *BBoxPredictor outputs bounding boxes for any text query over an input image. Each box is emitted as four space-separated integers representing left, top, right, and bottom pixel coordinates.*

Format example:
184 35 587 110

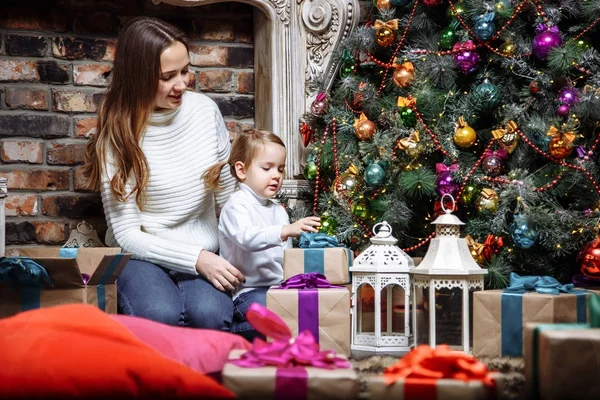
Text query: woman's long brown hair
81 17 189 209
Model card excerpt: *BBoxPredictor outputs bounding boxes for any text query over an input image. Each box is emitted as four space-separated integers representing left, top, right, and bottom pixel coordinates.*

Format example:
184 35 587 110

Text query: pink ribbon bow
436 163 459 174
230 303 350 369
483 148 509 160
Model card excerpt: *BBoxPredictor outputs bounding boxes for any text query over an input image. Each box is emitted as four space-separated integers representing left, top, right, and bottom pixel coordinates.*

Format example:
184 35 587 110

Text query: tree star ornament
353 112 376 140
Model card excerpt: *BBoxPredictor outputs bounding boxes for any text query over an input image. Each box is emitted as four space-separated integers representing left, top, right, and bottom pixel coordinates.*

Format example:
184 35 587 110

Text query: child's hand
281 216 321 240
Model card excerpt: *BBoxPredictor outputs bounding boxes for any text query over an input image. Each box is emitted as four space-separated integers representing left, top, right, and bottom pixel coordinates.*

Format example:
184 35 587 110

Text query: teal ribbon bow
298 233 341 248
505 272 574 295
0 257 54 311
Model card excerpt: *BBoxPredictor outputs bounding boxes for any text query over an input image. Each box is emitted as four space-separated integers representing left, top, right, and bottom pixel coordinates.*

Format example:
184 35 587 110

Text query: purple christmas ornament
452 40 481 74
558 87 580 106
435 171 459 196
556 104 570 117
532 25 562 60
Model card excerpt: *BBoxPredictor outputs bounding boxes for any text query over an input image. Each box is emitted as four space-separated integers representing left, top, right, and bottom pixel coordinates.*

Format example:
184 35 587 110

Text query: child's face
241 142 286 199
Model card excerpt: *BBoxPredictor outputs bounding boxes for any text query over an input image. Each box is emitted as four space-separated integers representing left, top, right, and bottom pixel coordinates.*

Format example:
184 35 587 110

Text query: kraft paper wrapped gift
523 293 600 400
473 273 596 357
283 248 353 285
0 247 130 317
368 345 504 400
223 349 358 400
222 302 358 400
266 273 351 356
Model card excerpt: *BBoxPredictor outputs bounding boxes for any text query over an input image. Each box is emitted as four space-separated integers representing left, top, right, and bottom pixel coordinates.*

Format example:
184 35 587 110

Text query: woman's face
155 41 190 110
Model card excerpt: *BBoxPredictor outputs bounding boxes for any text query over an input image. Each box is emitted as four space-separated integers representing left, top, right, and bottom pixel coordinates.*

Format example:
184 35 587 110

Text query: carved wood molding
153 0 359 178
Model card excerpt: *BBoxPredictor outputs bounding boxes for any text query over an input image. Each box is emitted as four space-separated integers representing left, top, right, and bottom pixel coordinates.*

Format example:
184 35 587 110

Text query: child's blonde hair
204 129 286 191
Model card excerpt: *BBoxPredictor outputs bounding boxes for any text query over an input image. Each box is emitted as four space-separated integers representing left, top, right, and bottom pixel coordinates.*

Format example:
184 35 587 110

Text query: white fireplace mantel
154 0 359 179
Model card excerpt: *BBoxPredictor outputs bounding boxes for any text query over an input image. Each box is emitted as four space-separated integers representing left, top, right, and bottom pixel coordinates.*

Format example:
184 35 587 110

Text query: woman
82 17 244 330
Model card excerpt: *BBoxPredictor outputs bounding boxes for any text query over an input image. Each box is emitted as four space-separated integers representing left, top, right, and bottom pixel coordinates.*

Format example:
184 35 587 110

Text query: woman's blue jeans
117 259 233 331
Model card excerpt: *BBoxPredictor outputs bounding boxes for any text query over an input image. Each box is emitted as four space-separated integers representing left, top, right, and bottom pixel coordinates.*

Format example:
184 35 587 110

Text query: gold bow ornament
492 120 519 153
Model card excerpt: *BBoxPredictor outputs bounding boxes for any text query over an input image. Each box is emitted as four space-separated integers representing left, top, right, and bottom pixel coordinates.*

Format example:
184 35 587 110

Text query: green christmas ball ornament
339 49 355 78
303 161 318 180
351 200 370 219
319 215 338 235
575 39 590 52
399 106 417 128
474 79 501 110
461 184 482 205
439 27 457 50
364 162 387 187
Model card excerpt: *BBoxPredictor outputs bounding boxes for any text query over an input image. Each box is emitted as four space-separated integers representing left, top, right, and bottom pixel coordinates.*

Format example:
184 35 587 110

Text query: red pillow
0 304 235 399
111 314 252 374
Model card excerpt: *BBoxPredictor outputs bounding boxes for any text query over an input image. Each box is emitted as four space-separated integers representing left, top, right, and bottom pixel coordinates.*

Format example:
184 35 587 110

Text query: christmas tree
300 0 600 288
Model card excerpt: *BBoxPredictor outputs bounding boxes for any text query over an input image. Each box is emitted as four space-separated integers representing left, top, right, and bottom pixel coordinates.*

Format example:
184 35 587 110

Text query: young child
204 129 321 340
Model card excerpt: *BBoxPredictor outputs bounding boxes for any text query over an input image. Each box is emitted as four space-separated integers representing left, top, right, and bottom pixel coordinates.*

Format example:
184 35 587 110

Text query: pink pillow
112 315 252 374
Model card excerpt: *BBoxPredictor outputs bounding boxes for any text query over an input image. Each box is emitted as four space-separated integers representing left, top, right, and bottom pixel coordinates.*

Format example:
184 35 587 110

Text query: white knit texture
101 91 237 274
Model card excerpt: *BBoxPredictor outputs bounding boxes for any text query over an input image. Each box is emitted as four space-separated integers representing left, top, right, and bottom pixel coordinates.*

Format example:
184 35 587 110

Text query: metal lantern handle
372 221 392 238
441 193 456 214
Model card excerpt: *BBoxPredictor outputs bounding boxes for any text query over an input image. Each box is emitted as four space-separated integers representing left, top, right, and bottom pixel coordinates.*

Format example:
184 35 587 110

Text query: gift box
367 345 504 400
222 302 358 400
284 248 353 285
0 247 130 317
523 293 600 400
223 349 358 399
473 273 597 357
266 273 351 356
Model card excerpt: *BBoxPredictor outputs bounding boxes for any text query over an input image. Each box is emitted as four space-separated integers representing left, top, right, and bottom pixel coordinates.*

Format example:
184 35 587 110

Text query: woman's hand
196 250 245 292
280 216 321 241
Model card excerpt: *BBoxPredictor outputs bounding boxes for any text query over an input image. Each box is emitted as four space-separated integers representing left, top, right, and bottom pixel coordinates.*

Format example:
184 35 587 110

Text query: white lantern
350 221 414 355
410 194 487 353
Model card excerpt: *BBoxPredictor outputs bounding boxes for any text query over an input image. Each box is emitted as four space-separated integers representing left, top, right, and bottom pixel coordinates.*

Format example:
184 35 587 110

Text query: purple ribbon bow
278 272 341 289
536 24 559 34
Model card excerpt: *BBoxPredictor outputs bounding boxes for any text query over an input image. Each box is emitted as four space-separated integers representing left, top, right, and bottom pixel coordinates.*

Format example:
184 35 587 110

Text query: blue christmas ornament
510 214 538 249
364 162 387 186
474 79 501 110
473 13 496 41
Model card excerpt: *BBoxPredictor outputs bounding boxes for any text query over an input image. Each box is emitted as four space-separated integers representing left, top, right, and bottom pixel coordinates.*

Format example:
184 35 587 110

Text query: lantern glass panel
356 283 375 334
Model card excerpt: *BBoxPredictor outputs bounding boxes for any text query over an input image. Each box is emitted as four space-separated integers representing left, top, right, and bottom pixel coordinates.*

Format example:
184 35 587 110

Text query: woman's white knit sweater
101 91 236 275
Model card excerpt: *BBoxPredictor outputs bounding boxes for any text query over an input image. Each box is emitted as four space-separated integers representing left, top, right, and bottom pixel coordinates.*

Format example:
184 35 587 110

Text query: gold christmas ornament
376 0 392 9
354 112 376 140
453 116 477 148
492 120 519 153
475 188 499 213
465 235 486 264
500 42 516 56
546 126 575 159
332 164 361 200
397 130 420 157
374 19 398 47
392 61 415 89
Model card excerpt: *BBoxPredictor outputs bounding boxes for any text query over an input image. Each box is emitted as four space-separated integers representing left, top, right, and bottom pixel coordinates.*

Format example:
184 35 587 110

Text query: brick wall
0 0 255 250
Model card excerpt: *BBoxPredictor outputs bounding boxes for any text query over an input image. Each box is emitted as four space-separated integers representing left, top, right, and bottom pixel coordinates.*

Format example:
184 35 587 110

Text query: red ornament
310 92 329 116
300 122 315 147
433 198 459 219
529 80 541 95
422 0 444 7
482 234 504 262
579 238 600 279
